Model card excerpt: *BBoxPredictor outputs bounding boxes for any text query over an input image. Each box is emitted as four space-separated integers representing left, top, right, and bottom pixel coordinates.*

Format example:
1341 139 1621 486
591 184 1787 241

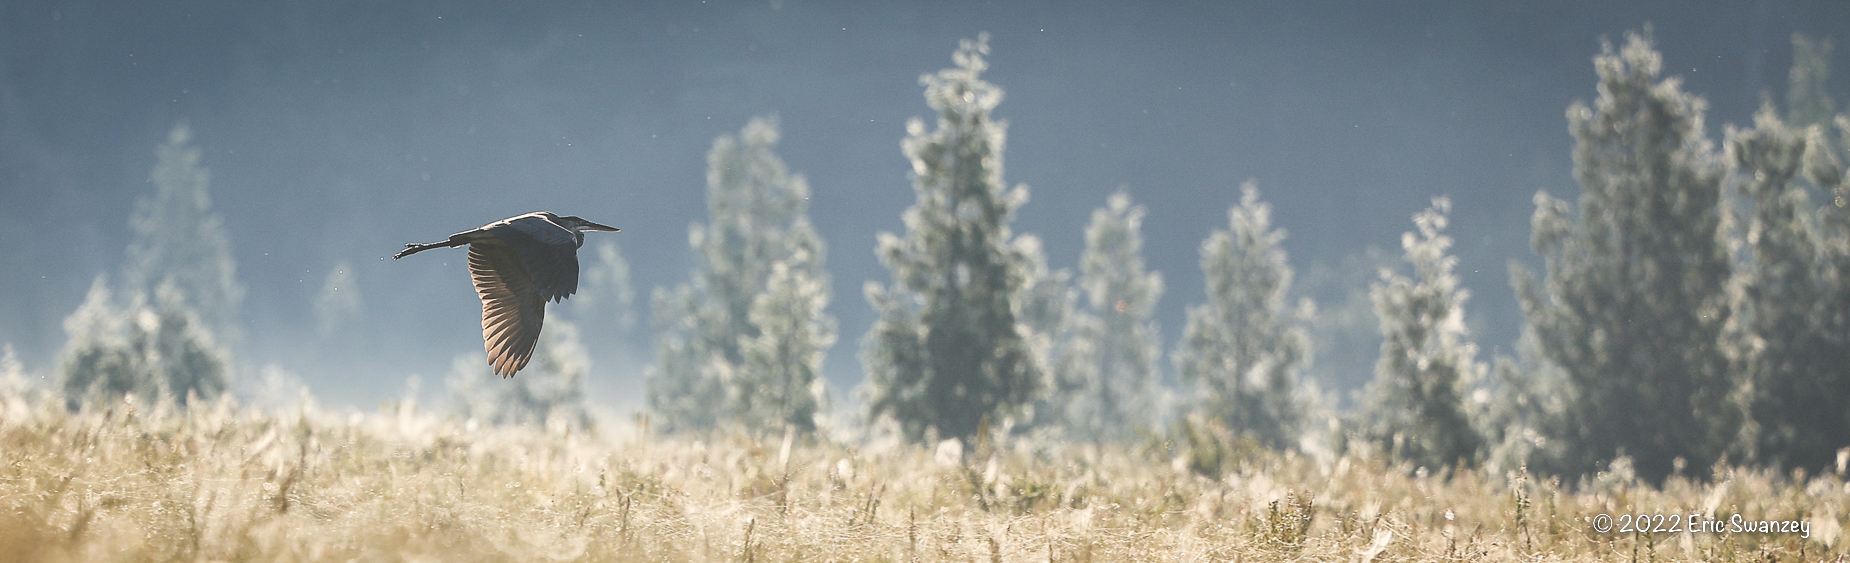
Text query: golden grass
0 393 1844 562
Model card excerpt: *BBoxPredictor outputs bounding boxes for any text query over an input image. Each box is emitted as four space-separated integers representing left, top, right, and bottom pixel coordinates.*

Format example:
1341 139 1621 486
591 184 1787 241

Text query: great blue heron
394 211 620 377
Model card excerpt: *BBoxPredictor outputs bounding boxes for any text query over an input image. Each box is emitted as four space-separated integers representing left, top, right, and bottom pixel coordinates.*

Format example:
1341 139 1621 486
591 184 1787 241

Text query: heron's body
395 211 620 377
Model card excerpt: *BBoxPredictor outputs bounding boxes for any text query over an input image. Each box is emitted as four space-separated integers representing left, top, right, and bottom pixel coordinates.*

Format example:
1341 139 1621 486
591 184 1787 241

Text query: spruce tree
649 116 833 434
1723 104 1820 466
61 279 229 407
59 124 236 407
1725 97 1850 470
1798 117 1850 471
861 35 1042 442
1175 182 1310 450
1513 32 1735 481
1052 191 1163 442
124 124 244 342
1363 197 1484 468
738 258 836 434
1014 235 1085 435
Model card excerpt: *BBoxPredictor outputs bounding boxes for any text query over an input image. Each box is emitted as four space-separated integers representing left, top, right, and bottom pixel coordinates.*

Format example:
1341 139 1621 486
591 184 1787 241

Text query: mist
1 0 1844 412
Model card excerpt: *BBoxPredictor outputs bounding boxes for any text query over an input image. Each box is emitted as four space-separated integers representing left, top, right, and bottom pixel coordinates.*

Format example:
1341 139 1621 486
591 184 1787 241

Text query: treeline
647 31 1850 482
38 30 1850 484
43 121 631 433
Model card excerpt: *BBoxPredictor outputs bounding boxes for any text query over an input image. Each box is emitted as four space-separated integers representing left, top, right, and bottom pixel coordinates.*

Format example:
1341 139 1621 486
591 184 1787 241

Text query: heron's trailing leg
392 212 619 376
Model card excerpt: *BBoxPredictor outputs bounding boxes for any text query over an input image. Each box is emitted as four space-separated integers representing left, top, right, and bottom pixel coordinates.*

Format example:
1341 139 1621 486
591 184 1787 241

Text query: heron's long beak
581 220 621 232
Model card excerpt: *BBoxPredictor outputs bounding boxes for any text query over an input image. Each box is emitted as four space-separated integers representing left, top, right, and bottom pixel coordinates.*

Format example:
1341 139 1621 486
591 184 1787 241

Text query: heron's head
559 215 621 233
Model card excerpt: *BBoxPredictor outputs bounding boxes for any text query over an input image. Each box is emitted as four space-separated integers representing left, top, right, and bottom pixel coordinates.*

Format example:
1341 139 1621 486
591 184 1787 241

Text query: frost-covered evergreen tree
124 124 244 342
738 259 836 434
1048 191 1163 442
1363 197 1484 468
1723 101 1850 471
1175 182 1311 450
861 35 1042 442
59 124 236 407
649 116 833 434
61 279 230 408
1016 235 1086 436
1795 116 1850 470
1722 104 1822 465
448 319 592 429
1512 32 1735 481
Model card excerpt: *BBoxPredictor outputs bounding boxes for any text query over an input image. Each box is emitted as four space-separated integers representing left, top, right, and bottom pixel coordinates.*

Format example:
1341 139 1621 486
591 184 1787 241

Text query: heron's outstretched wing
468 241 546 377
491 214 582 303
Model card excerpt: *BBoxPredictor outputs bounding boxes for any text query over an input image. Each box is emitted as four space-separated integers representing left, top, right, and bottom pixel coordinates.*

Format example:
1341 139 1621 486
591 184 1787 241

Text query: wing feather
468 241 546 377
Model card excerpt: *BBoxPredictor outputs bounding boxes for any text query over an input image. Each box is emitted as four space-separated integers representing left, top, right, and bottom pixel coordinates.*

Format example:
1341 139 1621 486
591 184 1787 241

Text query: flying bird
395 211 620 377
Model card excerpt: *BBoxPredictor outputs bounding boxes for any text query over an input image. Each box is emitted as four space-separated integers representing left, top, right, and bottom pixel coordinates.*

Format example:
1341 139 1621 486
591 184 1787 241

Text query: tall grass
0 392 1843 562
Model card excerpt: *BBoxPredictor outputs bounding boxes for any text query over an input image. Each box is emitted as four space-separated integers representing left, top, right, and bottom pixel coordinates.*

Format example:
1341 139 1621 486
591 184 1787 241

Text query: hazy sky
2 0 1845 410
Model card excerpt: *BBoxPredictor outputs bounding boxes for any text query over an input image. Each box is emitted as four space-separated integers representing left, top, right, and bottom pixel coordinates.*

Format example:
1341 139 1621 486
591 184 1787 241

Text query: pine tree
1724 97 1850 471
1175 182 1310 450
1799 116 1850 470
124 124 244 342
1050 191 1163 442
738 259 836 434
649 116 833 434
1512 32 1735 481
1723 104 1821 466
60 279 230 408
1363 197 1484 468
861 35 1042 442
1016 235 1086 436
59 124 236 407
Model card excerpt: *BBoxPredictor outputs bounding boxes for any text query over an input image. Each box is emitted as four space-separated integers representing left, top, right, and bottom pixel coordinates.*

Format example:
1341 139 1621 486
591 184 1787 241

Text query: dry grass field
1 393 1844 562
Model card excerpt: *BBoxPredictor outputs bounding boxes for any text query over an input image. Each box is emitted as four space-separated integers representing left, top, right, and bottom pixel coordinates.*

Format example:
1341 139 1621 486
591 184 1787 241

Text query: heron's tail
394 240 464 259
